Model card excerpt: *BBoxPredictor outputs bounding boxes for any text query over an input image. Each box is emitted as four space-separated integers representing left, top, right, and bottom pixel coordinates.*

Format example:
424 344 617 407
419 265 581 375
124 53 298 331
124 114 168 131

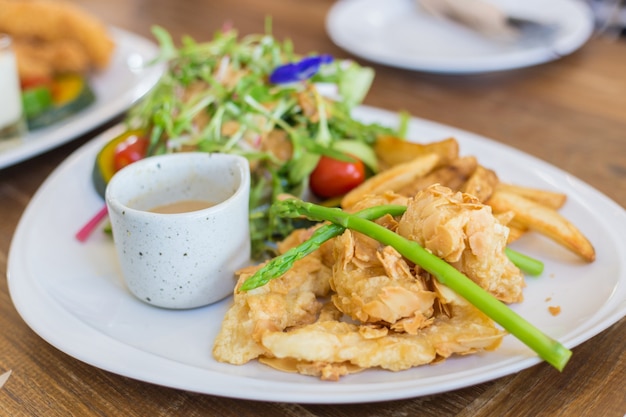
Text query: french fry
487 190 595 262
502 218 529 243
506 225 527 243
341 153 440 209
492 210 525 243
375 135 459 169
496 183 567 210
461 165 499 203
399 155 478 197
359 135 594 265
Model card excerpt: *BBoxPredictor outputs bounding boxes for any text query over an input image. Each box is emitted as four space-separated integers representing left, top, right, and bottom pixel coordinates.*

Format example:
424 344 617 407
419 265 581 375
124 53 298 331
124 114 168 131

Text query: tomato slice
309 155 366 199
113 134 149 172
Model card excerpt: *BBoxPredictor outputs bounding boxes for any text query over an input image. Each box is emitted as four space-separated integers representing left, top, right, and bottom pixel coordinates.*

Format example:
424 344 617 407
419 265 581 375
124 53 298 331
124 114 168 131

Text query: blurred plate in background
326 0 594 73
0 27 163 169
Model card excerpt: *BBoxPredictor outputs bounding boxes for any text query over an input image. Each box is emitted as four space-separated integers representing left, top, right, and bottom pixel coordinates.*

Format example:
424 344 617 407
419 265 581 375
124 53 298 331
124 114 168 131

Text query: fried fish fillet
212 227 334 365
260 298 503 380
213 192 507 380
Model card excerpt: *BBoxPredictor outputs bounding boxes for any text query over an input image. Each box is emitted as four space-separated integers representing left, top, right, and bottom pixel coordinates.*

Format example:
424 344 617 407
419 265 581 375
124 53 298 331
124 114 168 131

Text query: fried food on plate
398 185 525 303
356 136 594 262
487 189 596 262
12 38 90 79
214 126 595 379
212 226 334 365
375 135 459 169
398 155 478 197
331 219 438 334
213 191 509 380
495 183 567 210
341 153 440 208
259 299 502 381
461 164 499 203
0 0 115 79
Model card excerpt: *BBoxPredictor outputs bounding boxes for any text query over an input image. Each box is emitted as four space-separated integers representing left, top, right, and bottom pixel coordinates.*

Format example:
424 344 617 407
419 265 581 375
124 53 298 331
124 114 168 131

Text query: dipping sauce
149 199 215 214
106 152 250 309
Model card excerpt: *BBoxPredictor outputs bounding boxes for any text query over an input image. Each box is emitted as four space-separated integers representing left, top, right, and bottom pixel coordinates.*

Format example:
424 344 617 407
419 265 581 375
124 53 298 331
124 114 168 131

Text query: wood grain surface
1 1 624 416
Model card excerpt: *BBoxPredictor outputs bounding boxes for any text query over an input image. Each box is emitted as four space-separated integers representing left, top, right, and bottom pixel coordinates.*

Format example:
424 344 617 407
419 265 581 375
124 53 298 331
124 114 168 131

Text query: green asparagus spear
505 247 544 276
267 198 571 371
240 204 407 291
241 205 543 289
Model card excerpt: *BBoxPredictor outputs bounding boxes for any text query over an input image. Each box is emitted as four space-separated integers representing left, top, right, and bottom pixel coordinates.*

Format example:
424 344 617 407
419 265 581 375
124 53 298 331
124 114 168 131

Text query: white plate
326 0 595 73
0 27 163 169
7 107 626 404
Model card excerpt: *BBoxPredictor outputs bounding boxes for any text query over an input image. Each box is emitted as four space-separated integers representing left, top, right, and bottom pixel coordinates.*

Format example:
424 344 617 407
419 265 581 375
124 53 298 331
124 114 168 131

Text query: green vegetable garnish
242 199 571 371
240 204 407 291
21 87 53 118
505 247 544 276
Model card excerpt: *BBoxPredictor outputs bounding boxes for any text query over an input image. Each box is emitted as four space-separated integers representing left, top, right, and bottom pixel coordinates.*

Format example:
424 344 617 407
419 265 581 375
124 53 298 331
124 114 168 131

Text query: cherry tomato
20 75 53 91
113 134 149 172
309 155 366 198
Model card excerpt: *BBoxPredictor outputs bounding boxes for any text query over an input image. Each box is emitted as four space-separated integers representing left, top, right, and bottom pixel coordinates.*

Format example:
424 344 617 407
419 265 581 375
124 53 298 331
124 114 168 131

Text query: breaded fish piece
332 230 438 333
213 190 510 379
212 227 334 365
331 192 437 333
260 299 503 379
13 38 90 79
398 184 525 303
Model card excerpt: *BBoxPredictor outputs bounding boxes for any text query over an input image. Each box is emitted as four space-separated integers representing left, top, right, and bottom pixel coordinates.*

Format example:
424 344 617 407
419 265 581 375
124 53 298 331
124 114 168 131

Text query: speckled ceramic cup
105 152 251 309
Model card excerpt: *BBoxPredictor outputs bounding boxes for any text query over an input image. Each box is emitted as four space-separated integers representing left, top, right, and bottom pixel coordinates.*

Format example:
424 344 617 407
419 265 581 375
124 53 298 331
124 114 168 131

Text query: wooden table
1 1 624 416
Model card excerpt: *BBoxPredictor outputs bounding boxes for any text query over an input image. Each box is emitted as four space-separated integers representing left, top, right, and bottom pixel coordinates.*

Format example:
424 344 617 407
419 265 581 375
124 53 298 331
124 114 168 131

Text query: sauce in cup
149 200 216 214
105 152 251 309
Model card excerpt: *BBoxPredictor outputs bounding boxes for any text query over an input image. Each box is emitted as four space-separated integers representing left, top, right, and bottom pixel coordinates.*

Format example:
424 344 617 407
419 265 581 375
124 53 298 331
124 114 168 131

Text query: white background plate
7 107 626 404
0 27 163 169
326 0 595 73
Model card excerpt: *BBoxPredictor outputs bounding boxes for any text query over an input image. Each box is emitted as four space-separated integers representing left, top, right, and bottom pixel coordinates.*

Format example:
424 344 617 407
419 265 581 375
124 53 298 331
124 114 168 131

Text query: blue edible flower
269 54 334 84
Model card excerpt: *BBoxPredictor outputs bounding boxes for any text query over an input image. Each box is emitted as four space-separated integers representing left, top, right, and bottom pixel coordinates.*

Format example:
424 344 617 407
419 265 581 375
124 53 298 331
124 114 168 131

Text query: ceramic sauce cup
105 152 251 309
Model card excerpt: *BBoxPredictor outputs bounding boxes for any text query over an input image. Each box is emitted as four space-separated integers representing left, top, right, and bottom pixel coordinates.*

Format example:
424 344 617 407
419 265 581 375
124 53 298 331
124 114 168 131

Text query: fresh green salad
110 24 400 258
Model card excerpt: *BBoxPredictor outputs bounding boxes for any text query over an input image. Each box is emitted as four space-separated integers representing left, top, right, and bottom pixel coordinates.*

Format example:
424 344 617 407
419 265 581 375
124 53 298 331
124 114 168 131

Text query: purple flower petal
270 54 334 84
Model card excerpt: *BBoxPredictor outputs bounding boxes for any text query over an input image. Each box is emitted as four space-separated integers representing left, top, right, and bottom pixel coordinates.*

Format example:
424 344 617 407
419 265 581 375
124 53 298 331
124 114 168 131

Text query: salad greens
125 24 397 258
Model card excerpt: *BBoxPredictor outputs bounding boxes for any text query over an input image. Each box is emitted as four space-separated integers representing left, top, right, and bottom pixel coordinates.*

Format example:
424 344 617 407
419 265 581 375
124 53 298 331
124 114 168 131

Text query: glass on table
0 34 26 148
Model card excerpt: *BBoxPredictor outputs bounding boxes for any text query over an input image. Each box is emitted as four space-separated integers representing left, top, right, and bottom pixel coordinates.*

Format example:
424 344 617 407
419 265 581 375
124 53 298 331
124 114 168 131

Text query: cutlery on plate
417 0 560 43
